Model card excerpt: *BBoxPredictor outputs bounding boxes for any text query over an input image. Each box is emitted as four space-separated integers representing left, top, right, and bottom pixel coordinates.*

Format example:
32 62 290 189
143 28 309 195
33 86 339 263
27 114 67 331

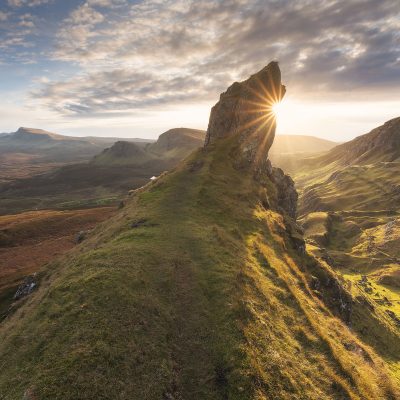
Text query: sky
0 0 399 141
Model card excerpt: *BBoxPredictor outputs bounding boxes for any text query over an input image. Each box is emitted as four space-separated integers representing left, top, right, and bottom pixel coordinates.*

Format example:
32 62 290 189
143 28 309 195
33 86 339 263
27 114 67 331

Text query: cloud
31 0 400 116
87 0 126 7
0 37 28 50
7 0 52 7
0 11 36 54
18 13 35 28
31 68 219 117
0 11 9 21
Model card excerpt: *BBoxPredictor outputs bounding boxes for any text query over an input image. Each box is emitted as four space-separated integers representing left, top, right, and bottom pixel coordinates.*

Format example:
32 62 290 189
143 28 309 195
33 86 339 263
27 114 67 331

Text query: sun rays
234 70 285 165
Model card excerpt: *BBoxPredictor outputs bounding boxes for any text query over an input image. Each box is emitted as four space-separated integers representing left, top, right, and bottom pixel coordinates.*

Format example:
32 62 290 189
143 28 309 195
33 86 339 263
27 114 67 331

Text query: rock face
266 160 298 219
204 61 285 166
204 61 297 218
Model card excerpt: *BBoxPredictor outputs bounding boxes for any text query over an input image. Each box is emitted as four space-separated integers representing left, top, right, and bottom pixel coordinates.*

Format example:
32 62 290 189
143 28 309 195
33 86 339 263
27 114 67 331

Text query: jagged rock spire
204 61 285 165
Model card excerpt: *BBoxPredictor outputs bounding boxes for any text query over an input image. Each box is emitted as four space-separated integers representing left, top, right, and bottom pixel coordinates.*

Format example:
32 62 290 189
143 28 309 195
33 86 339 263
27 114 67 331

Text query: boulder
76 231 86 243
13 275 37 301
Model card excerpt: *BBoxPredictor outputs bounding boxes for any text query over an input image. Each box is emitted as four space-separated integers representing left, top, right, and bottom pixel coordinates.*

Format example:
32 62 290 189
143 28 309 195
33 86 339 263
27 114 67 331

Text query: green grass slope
299 162 400 215
292 119 400 385
0 136 398 399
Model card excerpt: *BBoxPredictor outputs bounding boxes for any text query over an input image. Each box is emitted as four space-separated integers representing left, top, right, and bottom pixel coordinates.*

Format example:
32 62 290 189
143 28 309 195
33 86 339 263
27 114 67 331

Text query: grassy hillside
292 118 400 388
299 162 400 214
0 136 398 399
281 118 400 216
0 207 115 319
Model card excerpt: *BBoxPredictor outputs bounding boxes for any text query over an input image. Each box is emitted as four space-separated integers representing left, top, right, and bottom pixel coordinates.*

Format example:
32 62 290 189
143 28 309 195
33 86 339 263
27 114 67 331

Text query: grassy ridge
0 138 398 399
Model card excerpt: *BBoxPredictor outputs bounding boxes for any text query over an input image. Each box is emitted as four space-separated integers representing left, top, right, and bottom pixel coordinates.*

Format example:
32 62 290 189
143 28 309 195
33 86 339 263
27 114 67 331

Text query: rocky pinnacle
204 61 285 165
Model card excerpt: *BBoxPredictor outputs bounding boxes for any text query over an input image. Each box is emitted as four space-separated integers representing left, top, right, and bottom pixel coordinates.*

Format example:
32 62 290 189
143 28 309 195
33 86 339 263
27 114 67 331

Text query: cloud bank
2 0 400 121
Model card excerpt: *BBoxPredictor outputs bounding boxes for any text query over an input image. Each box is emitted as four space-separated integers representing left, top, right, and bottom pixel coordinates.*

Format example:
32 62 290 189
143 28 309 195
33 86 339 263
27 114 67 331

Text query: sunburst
235 72 284 164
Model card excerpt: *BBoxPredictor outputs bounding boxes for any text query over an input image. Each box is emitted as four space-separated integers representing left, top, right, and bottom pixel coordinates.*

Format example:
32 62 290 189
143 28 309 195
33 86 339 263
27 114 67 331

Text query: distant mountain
291 118 400 213
1 127 154 145
270 134 338 155
0 127 154 161
92 128 205 166
313 117 400 166
149 128 205 158
293 117 400 214
0 128 207 214
91 141 153 165
9 127 71 141
0 127 106 162
0 127 157 183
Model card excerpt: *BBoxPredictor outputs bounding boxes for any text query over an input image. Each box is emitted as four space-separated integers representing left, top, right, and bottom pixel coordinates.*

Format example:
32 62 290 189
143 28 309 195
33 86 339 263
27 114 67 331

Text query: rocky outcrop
265 160 298 219
203 62 296 218
13 275 37 301
204 61 285 166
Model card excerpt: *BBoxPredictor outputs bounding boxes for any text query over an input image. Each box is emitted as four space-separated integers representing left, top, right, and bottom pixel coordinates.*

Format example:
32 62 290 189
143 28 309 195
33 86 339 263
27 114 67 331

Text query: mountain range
0 126 338 215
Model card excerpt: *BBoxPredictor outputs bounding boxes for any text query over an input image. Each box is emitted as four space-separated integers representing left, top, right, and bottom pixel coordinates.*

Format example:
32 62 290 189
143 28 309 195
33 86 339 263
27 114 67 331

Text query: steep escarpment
0 64 398 400
0 127 106 162
295 117 400 215
319 117 400 166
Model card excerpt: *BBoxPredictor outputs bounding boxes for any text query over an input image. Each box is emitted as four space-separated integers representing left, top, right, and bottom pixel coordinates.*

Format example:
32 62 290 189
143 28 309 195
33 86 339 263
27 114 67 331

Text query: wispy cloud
30 0 399 117
7 0 52 7
18 13 35 28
